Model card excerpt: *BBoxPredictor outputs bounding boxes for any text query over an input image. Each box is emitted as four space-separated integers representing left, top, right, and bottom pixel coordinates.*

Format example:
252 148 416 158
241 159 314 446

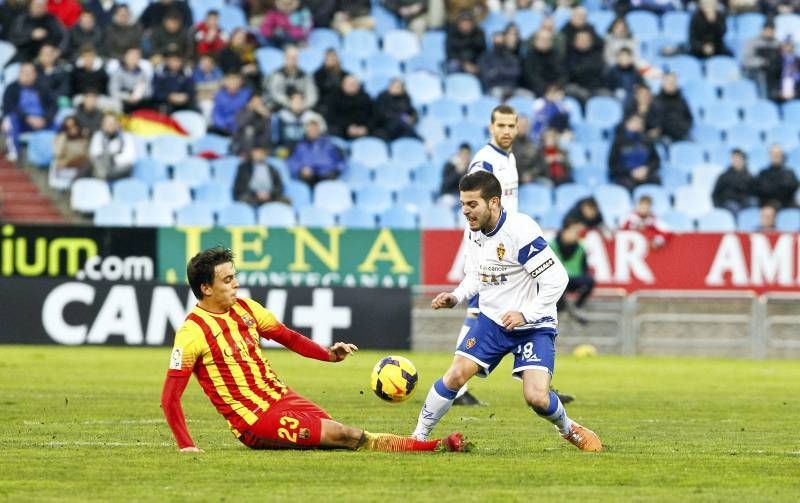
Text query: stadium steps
0 156 67 223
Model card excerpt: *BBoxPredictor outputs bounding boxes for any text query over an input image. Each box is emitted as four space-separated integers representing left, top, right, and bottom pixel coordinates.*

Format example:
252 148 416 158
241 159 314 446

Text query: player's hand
501 311 526 330
329 342 358 362
179 446 203 453
431 292 457 309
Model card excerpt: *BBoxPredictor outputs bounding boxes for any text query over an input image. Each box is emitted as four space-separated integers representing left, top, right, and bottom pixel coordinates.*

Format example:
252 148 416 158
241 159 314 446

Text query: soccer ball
370 355 418 403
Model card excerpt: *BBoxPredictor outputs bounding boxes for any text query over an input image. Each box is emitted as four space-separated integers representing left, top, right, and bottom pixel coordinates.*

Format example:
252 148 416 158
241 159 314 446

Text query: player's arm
441 231 480 309
161 369 200 452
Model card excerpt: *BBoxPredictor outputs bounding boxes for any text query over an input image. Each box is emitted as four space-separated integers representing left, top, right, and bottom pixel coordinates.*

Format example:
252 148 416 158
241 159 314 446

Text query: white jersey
468 143 518 214
452 211 568 330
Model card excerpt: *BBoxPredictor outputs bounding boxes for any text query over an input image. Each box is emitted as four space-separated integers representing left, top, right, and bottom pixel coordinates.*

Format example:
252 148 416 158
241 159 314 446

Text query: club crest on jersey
241 314 256 328
299 428 311 440
465 337 477 350
496 242 505 260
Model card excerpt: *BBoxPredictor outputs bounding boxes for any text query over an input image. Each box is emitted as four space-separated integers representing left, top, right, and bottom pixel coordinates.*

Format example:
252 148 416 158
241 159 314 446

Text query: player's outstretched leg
453 313 484 406
357 431 472 452
412 357 480 440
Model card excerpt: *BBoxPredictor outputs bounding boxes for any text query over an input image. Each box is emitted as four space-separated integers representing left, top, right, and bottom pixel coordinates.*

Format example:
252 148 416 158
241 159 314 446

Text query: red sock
359 431 441 452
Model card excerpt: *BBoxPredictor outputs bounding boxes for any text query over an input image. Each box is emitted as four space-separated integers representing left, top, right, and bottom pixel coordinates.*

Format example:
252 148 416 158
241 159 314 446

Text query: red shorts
239 391 332 449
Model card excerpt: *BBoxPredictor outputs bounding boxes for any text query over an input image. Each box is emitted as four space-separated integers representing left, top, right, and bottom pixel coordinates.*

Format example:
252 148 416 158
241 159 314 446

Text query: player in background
161 247 469 453
411 172 602 452
454 104 573 405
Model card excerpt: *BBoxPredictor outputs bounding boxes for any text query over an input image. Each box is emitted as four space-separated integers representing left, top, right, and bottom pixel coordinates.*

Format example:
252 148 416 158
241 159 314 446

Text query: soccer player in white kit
411 171 602 451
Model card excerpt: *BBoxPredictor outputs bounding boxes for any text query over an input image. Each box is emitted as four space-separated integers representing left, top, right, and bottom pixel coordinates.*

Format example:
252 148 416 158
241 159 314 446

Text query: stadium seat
190 183 231 211
662 210 695 231
171 110 207 139
413 164 444 192
518 184 552 217
662 55 703 83
391 138 428 169
682 79 719 111
449 122 485 148
343 29 379 59
396 184 433 213
176 203 216 227
572 165 607 187
555 183 592 212
594 184 632 225
724 124 761 150
314 180 353 213
568 144 589 167
374 164 411 191
782 100 800 122
112 178 149 205
775 13 800 41
573 123 604 143
379 206 417 229
365 53 401 77
355 185 393 214
350 137 389 168
697 208 736 231
692 123 723 144
298 205 336 227
444 73 482 104
747 146 770 175
585 96 622 132
587 141 610 167
0 41 15 69
24 130 57 168
149 135 190 165
539 207 564 230
633 184 671 215
764 126 800 151
480 11 508 41
217 202 256 226
720 79 758 107
152 180 192 210
334 207 373 228
405 52 441 74
218 5 246 32
299 46 325 73
419 205 457 229
191 133 230 157
210 156 240 187
588 10 615 35
506 95 535 117
133 158 169 185
364 74 391 98
94 203 134 227
673 186 713 217
704 56 740 85
702 102 740 129
515 9 544 40
257 202 296 227
662 11 691 43
134 201 175 227
71 178 111 213
173 157 212 188
626 10 660 40
415 116 446 148
341 162 373 191
421 30 446 63
563 96 584 125
736 12 766 40
382 29 420 61
372 4 399 36
308 28 340 51
466 96 500 125
736 207 760 231
742 100 781 129
552 6 572 30
285 180 312 208
425 98 464 127
256 46 284 75
3 62 20 84
776 208 800 232
669 142 705 172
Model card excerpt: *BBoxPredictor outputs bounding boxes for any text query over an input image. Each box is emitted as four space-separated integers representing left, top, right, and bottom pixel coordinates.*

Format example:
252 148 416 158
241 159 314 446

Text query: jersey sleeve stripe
229 308 287 400
517 236 549 265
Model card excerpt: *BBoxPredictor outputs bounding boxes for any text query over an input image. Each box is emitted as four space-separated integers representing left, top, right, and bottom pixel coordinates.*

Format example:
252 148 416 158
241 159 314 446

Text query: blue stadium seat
776 208 800 231
405 52 441 74
25 130 57 168
364 74 393 97
420 205 457 229
736 207 760 231
0 41 15 69
736 13 766 40
298 205 336 227
697 208 736 231
194 182 231 208
413 164 444 192
660 166 689 191
382 29 420 61
515 9 544 40
209 156 240 187
563 96 584 125
449 122 485 147
506 95 535 117
134 202 175 227
746 146 769 175
594 184 632 225
568 144 589 167
775 13 800 41
416 116 447 147
343 29 379 59
691 163 726 194
724 124 761 150
466 96 500 125
173 157 211 189
355 185 393 214
662 210 695 231
379 206 417 229
149 135 190 165
782 100 800 122
633 184 671 215
626 10 660 40
94 203 134 227
152 180 192 209
555 183 592 212
406 71 443 106
702 102 740 129
587 141 610 167
372 4 400 36
365 53 401 77
256 47 284 75
133 158 169 185
662 55 703 83
3 62 20 84
669 141 705 172
176 203 216 227
192 134 230 157
308 28 341 51
341 162 373 191
480 11 508 41
425 98 464 127
704 56 740 85
396 184 433 213
742 100 781 129
374 164 411 190
573 123 604 143
71 178 111 213
721 79 758 107
692 123 723 144
707 143 733 166
420 30 446 63
539 207 565 230
572 165 607 187
585 96 622 132
391 138 428 168
588 10 615 35
518 184 552 217
257 202 296 227
217 202 256 226
662 11 691 43
299 46 325 73
112 178 149 205
674 186 713 217
682 79 719 112
338 207 376 228
764 126 800 151
218 5 247 32
338 50 365 77
171 110 207 139
350 136 389 168
552 6 572 30
314 180 352 212
444 73 482 104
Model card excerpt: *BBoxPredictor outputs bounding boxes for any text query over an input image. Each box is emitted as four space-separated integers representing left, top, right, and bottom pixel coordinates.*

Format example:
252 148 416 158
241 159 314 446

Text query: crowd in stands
0 0 799 231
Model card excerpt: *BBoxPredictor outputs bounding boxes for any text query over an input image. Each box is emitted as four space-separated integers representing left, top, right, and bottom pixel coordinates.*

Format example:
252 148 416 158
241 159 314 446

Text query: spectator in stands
331 0 375 35
514 115 543 185
650 72 692 142
233 145 289 207
231 95 273 156
147 8 194 64
109 47 152 113
609 114 661 190
444 0 487 24
779 36 800 101
84 0 116 28
624 84 659 139
8 0 67 62
35 43 71 103
287 114 345 187
712 148 757 213
74 90 103 132
194 10 227 56
314 49 349 118
565 29 608 104
533 127 573 186
325 75 376 140
260 0 313 48
383 0 429 36
102 5 142 62
531 84 571 142
277 92 318 150
445 10 486 75
66 10 103 60
606 47 643 104
152 51 196 114
552 217 592 325
139 0 193 33
265 45 319 111
211 72 253 136
217 29 261 91
46 0 82 29
603 16 638 67
522 29 565 97
439 142 472 199
51 115 91 186
742 21 781 100
503 23 521 56
478 31 521 99
689 0 731 58
0 0 29 43
564 196 607 231
620 195 669 249
755 144 799 209
560 6 600 52
88 112 135 181
193 53 224 120
305 0 337 29
1 63 56 160
70 44 110 101
757 202 778 231
375 78 419 141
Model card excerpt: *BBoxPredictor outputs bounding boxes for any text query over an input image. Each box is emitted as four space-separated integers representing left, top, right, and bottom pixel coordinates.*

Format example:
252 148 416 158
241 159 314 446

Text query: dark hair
617 47 632 56
731 148 746 158
187 247 234 300
491 104 517 123
562 217 584 229
638 195 653 205
459 171 501 202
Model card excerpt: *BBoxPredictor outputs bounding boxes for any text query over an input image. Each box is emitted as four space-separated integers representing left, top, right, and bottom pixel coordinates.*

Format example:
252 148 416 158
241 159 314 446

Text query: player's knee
322 420 362 449
443 367 469 389
523 386 550 411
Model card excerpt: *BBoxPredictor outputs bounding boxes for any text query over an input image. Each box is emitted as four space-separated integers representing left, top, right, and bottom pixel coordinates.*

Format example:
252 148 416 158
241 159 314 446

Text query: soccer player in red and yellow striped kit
161 247 469 453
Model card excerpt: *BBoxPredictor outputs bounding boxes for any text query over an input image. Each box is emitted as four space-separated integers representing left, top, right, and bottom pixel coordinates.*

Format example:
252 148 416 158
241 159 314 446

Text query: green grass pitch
1 346 799 502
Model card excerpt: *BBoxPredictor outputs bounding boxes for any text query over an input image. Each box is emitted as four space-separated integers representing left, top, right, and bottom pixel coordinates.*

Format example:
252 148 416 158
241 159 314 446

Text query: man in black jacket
233 145 289 207
564 29 607 104
712 149 757 213
1 62 57 161
755 145 799 209
522 29 565 97
324 75 376 140
8 0 67 62
445 11 486 75
650 73 693 142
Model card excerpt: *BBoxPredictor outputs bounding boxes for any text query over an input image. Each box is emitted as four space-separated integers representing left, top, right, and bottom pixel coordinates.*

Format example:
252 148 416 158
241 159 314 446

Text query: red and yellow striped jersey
168 297 289 437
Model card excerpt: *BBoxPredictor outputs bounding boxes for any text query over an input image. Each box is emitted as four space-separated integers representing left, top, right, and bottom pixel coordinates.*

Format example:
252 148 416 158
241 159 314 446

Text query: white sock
534 390 573 435
453 323 473 398
411 378 457 440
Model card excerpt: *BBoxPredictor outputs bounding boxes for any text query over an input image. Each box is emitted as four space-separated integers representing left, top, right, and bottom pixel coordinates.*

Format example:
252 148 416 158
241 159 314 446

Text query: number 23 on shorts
277 416 300 442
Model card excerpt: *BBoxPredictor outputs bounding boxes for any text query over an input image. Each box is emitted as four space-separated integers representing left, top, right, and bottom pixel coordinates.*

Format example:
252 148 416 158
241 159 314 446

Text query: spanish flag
124 109 189 137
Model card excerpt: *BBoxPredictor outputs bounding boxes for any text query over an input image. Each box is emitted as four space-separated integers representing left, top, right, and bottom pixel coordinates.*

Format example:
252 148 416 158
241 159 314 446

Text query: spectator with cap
8 0 67 62
101 4 143 62
755 144 799 209
1 63 57 161
233 145 290 207
445 10 486 75
324 75 376 140
265 45 319 111
712 149 757 213
287 114 346 187
211 72 253 136
609 114 661 191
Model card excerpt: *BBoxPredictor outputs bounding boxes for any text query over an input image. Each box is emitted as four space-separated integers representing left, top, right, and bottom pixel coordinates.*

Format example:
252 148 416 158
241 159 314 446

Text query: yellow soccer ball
370 356 418 403
573 344 598 358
